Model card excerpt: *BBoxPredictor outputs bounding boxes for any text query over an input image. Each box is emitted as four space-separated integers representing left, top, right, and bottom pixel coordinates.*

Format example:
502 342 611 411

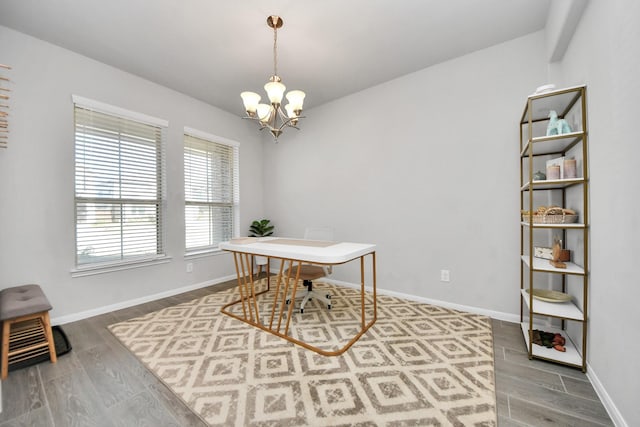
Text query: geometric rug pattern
108 280 496 426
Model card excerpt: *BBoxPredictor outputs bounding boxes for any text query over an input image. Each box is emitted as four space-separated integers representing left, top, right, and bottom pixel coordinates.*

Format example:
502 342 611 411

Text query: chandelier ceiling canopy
240 15 305 142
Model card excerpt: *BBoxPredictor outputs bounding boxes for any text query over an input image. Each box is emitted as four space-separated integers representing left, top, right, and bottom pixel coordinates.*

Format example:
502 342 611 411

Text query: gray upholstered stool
0 284 57 379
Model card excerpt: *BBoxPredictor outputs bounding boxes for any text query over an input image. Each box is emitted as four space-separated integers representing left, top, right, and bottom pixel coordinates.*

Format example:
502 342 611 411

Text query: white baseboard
324 278 520 323
54 276 520 326
51 275 236 325
587 365 628 427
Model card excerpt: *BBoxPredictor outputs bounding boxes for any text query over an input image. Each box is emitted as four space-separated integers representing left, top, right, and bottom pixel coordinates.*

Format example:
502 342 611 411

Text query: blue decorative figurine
546 110 572 136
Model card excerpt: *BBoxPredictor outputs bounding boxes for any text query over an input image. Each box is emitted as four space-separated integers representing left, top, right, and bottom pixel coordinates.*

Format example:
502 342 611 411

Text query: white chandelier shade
264 81 286 104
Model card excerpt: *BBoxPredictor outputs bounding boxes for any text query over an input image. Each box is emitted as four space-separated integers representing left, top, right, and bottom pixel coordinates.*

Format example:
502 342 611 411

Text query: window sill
184 248 227 260
71 255 172 278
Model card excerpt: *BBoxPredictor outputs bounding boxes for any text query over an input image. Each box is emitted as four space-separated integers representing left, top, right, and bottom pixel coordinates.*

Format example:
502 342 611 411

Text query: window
184 129 239 253
73 96 167 268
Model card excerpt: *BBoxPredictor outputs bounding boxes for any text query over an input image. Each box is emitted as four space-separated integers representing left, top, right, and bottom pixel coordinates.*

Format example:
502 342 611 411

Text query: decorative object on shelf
240 16 306 142
533 170 546 181
526 288 572 303
533 84 556 95
550 238 567 268
521 206 578 224
546 110 572 136
563 158 577 179
546 156 564 179
534 246 553 259
534 246 570 261
0 63 10 149
532 329 566 352
546 165 560 180
249 219 274 237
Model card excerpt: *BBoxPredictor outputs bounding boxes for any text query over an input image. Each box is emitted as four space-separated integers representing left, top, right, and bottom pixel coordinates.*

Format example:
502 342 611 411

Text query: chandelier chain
273 25 278 77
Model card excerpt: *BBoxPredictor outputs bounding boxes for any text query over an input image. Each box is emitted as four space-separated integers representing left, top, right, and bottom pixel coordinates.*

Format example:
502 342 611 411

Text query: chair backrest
304 226 334 241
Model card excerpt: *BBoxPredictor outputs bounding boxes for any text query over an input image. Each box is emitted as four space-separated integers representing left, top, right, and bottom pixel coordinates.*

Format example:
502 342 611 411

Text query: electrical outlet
440 269 450 282
186 262 193 273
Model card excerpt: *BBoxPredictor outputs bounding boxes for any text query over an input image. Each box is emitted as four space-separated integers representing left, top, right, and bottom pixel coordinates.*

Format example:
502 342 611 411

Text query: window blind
184 133 239 252
74 105 165 266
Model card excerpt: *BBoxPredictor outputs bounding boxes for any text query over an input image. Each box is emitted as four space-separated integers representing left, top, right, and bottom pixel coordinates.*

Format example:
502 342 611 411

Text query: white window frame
184 127 240 256
71 95 169 276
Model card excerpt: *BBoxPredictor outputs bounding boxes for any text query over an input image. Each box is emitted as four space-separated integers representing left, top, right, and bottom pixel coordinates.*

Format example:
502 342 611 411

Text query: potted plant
249 219 274 275
249 219 274 237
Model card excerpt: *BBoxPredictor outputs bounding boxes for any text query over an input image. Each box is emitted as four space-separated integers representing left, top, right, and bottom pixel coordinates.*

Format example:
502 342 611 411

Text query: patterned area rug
108 280 496 426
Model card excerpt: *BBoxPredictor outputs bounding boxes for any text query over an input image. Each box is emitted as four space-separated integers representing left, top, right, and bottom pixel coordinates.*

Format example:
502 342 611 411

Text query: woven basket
522 206 578 224
522 213 578 224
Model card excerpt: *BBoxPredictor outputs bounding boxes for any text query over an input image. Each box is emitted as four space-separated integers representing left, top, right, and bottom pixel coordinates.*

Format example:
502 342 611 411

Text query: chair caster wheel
285 299 291 305
300 308 304 314
327 304 332 310
326 294 331 299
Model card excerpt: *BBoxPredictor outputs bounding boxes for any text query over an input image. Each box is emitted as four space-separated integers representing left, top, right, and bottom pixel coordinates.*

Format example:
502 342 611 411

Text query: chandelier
240 15 305 141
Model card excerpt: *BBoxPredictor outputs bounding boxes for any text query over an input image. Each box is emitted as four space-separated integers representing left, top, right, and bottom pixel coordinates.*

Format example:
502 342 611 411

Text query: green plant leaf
249 219 274 237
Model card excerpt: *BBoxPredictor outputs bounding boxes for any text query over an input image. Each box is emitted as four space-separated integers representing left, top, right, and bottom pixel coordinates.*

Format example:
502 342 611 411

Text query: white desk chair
285 227 334 313
254 255 268 277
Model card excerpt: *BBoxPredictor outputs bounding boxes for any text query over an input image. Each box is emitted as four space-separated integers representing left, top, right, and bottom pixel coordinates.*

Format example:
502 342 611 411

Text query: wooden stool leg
2 320 11 379
42 312 57 364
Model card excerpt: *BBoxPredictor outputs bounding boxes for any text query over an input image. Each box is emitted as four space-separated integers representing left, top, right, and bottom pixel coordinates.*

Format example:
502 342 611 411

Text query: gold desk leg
238 253 255 322
232 252 248 319
372 251 377 322
268 261 286 329
221 250 378 357
245 253 261 324
266 257 271 289
275 260 293 332
222 252 271 325
360 256 366 329
283 260 302 337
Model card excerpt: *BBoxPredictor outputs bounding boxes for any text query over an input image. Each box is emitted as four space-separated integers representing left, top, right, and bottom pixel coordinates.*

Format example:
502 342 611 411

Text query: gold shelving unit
519 85 589 372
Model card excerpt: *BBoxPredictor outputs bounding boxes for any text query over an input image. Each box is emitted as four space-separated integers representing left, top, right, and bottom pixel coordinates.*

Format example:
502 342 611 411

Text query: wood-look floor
0 280 614 426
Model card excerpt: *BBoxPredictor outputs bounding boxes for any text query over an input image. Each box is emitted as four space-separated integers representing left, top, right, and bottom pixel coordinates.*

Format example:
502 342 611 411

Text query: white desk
219 237 377 356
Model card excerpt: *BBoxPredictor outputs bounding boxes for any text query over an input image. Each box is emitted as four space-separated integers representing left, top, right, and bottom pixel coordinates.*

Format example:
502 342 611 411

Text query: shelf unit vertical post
526 97 535 359
580 87 589 372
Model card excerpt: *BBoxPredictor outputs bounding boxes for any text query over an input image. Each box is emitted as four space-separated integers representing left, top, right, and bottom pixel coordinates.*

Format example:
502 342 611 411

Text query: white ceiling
0 0 551 115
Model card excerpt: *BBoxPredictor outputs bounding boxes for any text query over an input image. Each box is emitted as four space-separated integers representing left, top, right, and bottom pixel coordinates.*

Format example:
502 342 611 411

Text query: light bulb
285 90 305 112
240 91 261 114
264 81 286 105
284 104 297 118
256 103 272 123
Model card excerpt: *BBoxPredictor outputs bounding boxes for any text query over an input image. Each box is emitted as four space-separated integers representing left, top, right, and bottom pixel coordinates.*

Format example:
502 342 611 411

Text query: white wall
0 26 264 320
553 1 640 425
263 32 547 316
3 11 636 424
545 0 588 62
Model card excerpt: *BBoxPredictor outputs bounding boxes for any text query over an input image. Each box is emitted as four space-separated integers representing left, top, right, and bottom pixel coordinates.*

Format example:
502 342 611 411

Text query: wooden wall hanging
0 64 11 148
